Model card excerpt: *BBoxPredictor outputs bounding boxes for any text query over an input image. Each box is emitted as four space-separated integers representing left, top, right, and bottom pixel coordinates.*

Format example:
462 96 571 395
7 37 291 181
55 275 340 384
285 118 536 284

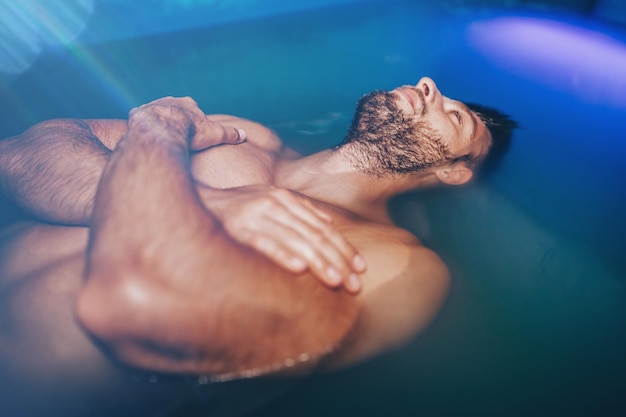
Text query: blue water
1 1 625 416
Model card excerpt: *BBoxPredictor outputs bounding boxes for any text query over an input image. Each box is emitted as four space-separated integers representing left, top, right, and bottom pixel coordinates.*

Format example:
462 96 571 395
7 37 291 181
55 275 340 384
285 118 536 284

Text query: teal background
1 1 625 416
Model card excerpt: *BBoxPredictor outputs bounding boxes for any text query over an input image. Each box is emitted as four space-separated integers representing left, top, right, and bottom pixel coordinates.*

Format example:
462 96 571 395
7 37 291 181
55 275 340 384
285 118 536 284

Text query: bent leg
0 222 302 417
0 223 192 417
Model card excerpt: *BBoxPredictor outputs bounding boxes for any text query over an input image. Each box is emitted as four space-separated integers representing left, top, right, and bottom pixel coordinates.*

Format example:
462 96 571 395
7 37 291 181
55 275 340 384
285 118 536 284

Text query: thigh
0 223 193 417
0 222 300 417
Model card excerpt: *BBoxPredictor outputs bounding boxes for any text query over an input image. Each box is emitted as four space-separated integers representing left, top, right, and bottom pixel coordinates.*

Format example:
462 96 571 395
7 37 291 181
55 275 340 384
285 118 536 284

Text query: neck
274 147 436 223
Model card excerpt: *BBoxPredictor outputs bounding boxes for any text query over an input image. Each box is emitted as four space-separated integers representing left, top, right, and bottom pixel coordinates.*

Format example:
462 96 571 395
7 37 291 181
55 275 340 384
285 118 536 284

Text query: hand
197 185 366 293
128 96 246 150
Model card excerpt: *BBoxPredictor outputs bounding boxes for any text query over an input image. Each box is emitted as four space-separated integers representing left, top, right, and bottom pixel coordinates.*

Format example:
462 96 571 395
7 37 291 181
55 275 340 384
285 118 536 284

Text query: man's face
343 77 491 176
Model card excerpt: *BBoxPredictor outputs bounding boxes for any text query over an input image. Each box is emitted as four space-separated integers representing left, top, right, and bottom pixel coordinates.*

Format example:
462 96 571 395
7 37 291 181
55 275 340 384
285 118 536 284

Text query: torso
0 117 306 416
0 116 450 415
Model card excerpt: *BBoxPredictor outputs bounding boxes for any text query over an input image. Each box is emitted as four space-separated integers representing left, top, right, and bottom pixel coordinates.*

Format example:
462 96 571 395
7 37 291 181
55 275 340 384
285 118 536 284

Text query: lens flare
0 0 94 74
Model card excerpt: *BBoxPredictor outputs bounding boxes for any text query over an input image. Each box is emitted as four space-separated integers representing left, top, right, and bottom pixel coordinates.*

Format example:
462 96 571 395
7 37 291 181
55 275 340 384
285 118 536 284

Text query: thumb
191 121 246 151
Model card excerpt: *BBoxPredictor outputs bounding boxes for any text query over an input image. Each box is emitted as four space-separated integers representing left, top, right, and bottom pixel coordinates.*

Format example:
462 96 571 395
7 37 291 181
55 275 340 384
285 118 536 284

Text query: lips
395 87 421 113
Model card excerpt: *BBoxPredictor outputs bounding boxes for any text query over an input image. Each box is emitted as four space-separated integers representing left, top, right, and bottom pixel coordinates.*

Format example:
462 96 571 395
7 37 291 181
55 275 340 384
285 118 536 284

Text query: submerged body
0 77 512 416
0 221 422 417
0 110 449 417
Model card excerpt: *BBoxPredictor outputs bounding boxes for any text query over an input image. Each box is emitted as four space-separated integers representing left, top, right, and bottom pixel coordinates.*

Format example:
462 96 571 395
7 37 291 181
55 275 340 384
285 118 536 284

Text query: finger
279 235 345 288
222 213 312 275
307 228 362 292
244 225 346 289
204 122 245 144
276 201 365 292
272 192 365 273
285 235 361 293
192 121 246 150
301 200 333 223
315 226 364 293
237 210 348 289
223 198 360 292
248 234 308 274
266 211 360 291
255 237 361 294
271 192 340 240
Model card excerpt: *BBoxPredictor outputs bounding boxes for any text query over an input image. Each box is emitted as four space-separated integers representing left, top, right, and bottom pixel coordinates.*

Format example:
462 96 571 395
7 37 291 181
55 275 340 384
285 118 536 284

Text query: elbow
75 270 156 366
75 267 217 374
75 258 361 377
75 272 116 342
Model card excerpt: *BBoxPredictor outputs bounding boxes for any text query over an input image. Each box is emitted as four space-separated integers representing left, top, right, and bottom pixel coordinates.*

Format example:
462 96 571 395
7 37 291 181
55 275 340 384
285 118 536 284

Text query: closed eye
453 110 462 126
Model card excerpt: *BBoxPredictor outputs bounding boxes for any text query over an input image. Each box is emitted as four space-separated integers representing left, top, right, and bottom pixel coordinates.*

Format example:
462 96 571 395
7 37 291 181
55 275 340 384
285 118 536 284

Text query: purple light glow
467 17 626 108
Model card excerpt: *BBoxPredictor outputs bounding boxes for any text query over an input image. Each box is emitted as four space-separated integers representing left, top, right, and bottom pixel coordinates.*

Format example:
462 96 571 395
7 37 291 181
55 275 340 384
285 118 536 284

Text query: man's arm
0 113 365 289
0 119 113 225
76 97 359 378
0 114 276 225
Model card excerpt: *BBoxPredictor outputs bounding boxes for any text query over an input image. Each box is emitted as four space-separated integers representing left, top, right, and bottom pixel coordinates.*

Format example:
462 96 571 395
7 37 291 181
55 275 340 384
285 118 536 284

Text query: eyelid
453 110 462 126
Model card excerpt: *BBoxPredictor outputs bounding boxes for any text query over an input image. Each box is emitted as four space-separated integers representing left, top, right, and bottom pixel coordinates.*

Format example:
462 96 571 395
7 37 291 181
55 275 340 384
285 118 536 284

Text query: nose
416 77 439 103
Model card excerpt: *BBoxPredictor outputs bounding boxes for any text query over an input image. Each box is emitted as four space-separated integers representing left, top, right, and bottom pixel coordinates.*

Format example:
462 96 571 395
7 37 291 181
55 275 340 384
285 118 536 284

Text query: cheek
425 118 457 147
426 118 448 136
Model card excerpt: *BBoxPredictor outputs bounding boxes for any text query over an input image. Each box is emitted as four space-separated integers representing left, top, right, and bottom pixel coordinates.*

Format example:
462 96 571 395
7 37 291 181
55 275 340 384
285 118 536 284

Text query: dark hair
465 102 519 177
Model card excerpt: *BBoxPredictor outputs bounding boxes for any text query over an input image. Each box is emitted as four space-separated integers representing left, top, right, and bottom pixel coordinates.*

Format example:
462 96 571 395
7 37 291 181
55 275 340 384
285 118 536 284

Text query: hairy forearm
86 115 207 273
0 119 109 225
78 100 358 378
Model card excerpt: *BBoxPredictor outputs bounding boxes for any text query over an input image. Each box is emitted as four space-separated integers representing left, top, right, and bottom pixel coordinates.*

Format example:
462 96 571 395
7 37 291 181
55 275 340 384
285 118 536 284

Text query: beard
339 90 453 176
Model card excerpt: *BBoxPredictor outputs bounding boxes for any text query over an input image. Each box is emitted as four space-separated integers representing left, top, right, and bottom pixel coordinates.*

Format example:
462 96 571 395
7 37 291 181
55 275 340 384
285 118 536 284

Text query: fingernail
348 274 362 292
288 257 306 271
237 128 247 141
326 267 342 285
352 254 366 271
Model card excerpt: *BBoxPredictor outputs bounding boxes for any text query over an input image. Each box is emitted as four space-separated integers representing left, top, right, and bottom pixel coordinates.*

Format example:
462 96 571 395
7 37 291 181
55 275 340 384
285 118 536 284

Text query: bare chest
191 143 279 189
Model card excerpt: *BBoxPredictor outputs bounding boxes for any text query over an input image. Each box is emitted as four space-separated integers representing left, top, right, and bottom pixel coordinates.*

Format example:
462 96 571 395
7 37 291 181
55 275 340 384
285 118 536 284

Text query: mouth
394 87 422 114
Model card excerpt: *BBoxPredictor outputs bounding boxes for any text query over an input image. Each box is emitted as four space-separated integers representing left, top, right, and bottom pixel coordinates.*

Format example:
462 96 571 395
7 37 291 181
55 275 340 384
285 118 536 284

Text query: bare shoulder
345 221 449 294
206 114 283 153
324 221 451 370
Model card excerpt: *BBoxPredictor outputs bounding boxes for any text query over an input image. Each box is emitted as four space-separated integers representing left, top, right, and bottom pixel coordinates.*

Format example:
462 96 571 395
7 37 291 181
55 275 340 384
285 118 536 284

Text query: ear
435 165 474 186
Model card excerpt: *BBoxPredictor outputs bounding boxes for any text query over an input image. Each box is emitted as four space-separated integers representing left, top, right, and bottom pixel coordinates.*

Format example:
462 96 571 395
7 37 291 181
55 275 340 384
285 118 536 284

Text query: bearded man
0 77 516 417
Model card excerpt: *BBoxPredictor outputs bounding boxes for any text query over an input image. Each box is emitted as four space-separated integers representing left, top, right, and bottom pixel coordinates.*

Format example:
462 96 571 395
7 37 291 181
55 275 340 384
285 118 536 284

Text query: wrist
129 107 191 138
